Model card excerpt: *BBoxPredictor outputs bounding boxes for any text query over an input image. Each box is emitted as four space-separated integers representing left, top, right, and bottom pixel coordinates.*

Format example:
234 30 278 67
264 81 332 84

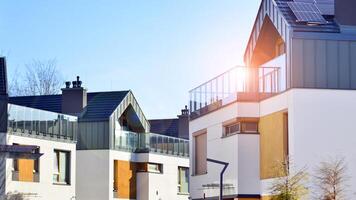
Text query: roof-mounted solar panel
288 2 328 24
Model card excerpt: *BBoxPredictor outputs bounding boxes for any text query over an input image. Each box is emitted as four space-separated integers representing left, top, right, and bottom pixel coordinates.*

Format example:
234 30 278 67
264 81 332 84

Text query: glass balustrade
189 66 281 117
114 130 189 157
7 104 77 141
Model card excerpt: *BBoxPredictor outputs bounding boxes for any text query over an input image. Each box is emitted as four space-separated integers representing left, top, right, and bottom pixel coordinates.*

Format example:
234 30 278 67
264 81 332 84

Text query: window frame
177 166 189 194
147 162 163 174
193 130 207 176
53 149 71 185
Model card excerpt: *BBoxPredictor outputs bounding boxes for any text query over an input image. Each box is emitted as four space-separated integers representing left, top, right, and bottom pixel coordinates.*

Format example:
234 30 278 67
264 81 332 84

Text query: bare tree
9 59 63 96
314 157 349 200
270 157 309 200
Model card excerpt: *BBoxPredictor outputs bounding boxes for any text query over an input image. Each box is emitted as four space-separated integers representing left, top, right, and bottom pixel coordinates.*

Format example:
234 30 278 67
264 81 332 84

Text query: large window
178 167 189 194
53 150 70 185
194 132 207 175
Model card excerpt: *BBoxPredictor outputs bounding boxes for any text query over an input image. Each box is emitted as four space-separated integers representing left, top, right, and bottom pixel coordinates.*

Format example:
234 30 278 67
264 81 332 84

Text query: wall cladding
291 38 356 89
77 121 109 150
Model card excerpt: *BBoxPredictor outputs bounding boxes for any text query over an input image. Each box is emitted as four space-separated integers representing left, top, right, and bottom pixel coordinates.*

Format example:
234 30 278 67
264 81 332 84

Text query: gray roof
9 91 129 120
149 119 179 138
276 0 339 33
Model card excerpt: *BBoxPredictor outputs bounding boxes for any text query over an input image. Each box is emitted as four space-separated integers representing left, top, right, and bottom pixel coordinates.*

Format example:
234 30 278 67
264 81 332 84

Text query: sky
0 0 260 119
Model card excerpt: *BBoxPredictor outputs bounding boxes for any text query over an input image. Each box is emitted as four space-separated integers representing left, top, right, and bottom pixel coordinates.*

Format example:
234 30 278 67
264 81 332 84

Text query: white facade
190 88 356 199
76 150 189 200
189 102 260 199
5 134 76 200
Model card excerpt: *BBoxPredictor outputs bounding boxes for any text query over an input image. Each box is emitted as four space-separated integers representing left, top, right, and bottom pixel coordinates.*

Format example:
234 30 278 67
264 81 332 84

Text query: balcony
114 130 189 157
7 104 78 141
189 66 281 119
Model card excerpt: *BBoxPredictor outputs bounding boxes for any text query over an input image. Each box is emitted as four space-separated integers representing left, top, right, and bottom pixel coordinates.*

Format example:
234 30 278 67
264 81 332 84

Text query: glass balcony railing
7 104 78 141
114 130 189 157
189 66 281 118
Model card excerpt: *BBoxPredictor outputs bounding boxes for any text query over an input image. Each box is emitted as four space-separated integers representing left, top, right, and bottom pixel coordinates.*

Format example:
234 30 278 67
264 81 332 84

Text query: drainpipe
207 158 229 200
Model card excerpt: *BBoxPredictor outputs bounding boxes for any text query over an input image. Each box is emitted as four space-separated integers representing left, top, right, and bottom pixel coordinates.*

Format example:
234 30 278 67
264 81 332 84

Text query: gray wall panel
77 121 109 150
338 41 351 88
304 40 316 87
291 39 304 87
351 42 356 88
315 40 327 88
326 40 339 88
291 38 356 90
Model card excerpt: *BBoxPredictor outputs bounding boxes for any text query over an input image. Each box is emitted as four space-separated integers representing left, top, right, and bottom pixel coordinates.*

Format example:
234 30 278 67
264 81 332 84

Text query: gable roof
80 91 129 120
9 91 130 120
244 0 340 65
149 119 179 138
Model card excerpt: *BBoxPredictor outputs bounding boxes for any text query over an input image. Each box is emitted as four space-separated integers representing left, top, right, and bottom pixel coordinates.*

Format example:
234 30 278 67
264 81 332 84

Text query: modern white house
0 58 77 200
189 0 356 199
8 74 190 199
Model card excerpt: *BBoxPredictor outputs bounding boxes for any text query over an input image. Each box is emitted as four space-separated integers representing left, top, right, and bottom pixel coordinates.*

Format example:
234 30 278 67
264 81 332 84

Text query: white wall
288 89 356 199
189 102 259 199
76 150 189 200
237 134 260 195
76 150 111 200
6 134 76 200
136 153 189 200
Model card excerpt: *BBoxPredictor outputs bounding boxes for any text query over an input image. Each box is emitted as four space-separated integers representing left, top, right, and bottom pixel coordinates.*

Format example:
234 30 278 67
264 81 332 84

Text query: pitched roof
81 91 129 120
9 91 130 120
148 119 179 138
275 0 339 33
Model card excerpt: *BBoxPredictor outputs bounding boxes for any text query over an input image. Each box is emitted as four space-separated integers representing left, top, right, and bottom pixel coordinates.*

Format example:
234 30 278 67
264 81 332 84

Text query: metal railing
114 130 189 157
7 104 78 141
189 66 280 114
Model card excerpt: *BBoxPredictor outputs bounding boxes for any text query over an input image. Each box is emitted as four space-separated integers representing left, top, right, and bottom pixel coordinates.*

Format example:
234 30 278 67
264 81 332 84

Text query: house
9 75 190 199
189 0 356 199
0 57 77 200
149 106 189 140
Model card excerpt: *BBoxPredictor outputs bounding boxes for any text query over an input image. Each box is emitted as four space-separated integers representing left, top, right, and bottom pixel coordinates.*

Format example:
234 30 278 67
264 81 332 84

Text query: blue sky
0 0 260 119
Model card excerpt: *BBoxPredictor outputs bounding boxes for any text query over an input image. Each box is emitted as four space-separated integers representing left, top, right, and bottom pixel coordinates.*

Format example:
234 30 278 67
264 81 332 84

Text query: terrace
7 104 78 142
114 130 189 157
189 66 282 119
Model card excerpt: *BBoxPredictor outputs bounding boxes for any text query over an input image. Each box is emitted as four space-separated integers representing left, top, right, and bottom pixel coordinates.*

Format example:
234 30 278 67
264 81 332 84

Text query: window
241 122 258 133
178 167 189 194
53 150 70 185
224 122 241 136
147 163 163 173
223 121 258 137
194 132 207 175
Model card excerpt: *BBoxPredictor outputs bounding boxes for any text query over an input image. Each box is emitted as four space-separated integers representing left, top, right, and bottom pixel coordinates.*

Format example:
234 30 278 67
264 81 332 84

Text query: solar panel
288 2 328 24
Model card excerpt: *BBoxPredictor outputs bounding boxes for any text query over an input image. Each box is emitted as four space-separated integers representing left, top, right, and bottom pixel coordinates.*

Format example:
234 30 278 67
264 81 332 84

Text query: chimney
0 57 8 134
335 0 356 26
61 76 87 115
177 105 189 139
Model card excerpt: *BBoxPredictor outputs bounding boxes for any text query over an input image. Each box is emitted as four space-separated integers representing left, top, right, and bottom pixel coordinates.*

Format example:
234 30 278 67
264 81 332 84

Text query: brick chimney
177 105 189 139
335 0 356 26
0 57 8 134
61 76 87 115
